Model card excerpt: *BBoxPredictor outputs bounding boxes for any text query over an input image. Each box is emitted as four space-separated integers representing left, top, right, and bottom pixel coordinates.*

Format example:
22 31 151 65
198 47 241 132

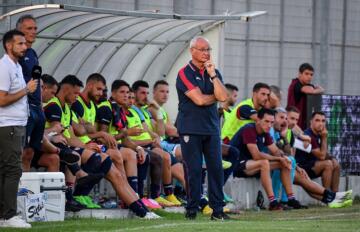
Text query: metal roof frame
0 4 266 84
1 4 267 22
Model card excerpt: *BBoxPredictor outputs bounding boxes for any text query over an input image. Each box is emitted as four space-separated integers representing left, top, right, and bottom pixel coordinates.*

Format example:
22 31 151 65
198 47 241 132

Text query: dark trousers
180 134 224 214
223 145 240 184
0 126 25 219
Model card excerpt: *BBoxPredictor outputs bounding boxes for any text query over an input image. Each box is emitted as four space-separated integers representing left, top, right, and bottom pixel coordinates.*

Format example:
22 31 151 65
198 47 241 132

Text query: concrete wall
224 176 359 209
95 175 359 209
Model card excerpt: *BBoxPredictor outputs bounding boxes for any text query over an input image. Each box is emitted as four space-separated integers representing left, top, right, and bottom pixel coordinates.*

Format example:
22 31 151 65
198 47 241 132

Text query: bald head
189 36 210 49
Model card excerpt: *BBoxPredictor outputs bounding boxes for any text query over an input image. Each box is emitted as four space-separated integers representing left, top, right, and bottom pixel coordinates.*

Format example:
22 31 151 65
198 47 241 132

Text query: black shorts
298 160 321 179
233 159 260 178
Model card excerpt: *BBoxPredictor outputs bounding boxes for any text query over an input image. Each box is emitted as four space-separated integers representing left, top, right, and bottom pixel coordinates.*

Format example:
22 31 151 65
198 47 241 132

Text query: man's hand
50 124 65 134
50 134 67 145
127 127 143 136
136 146 146 164
26 79 38 94
152 136 161 148
315 85 325 93
280 157 291 170
148 100 160 110
100 131 117 149
320 127 328 138
85 142 101 153
296 166 310 180
204 60 216 77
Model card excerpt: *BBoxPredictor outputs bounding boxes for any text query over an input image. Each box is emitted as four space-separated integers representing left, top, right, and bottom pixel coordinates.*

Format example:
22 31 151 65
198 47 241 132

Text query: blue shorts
160 140 179 156
160 140 179 166
25 105 45 151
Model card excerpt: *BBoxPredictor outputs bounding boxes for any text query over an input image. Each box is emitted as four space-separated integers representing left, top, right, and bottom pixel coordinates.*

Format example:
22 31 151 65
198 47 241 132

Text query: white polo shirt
0 54 28 127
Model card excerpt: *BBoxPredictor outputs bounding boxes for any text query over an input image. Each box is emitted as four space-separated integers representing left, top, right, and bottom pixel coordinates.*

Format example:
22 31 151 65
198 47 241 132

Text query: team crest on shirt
183 135 189 143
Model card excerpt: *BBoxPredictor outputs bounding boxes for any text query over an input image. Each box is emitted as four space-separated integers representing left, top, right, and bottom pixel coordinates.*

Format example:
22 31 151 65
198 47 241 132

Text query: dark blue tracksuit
19 48 45 151
176 61 225 214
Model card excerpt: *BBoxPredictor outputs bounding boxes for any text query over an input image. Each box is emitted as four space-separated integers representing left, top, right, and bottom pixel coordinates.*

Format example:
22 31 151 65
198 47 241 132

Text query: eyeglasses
192 47 212 53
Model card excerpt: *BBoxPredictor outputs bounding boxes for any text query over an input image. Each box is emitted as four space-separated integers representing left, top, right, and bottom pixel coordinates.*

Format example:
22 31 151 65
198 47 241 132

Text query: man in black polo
176 36 228 220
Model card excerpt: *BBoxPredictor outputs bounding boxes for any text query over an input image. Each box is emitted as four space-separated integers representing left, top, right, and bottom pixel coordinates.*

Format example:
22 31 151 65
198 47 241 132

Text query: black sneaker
211 211 230 220
185 210 197 220
268 201 283 211
256 190 266 210
59 147 80 165
287 199 308 209
279 202 293 210
65 199 85 212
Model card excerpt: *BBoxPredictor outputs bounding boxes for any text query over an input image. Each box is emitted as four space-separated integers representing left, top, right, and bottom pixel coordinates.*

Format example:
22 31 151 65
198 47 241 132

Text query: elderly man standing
0 30 37 228
16 15 46 171
176 36 229 220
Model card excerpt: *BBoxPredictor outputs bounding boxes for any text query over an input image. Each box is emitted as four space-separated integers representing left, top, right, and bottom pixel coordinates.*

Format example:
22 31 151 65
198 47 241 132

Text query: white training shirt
0 54 28 127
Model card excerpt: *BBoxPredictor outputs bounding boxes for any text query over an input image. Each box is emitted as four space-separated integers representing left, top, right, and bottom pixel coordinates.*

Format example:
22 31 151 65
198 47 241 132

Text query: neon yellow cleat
202 204 231 215
165 194 182 206
202 205 213 215
328 199 352 208
343 199 353 207
154 196 175 207
222 160 232 169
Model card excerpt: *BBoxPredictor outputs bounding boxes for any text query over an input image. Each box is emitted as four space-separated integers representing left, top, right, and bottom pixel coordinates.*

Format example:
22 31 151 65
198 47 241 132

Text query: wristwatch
210 75 218 81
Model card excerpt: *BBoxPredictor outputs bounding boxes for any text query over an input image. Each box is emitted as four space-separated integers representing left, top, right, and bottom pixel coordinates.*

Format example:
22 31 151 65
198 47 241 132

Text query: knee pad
82 153 102 174
67 163 81 176
100 156 113 175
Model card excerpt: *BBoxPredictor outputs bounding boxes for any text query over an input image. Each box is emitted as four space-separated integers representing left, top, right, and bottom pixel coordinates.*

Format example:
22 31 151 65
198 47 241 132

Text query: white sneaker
335 190 352 201
142 212 161 219
1 215 31 228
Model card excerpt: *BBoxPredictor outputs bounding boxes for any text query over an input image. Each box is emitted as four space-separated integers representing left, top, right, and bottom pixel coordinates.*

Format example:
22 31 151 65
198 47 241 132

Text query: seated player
295 111 341 192
230 108 302 210
71 73 142 205
44 75 159 219
131 80 183 206
271 107 351 208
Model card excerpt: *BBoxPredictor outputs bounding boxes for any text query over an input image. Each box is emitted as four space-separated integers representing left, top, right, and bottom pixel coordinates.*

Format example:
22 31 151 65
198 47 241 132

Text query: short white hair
189 36 210 49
